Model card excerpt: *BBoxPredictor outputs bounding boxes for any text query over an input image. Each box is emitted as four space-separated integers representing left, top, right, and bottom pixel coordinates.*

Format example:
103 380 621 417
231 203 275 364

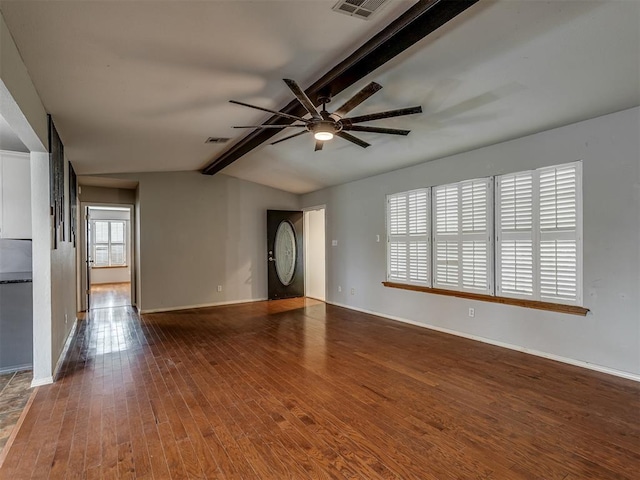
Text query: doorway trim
303 205 327 302
79 201 135 311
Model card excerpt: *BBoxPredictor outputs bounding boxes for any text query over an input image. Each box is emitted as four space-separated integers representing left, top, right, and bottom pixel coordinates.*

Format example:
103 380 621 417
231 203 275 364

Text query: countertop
0 272 32 284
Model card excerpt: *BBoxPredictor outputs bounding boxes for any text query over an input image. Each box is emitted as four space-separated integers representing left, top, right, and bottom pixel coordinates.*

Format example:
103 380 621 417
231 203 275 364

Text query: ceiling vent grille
332 0 390 20
205 137 230 144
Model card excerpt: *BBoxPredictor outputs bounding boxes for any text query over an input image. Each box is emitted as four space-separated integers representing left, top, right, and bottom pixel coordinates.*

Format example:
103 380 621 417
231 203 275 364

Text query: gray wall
79 185 136 205
104 171 299 312
0 282 32 372
50 155 77 376
302 107 640 378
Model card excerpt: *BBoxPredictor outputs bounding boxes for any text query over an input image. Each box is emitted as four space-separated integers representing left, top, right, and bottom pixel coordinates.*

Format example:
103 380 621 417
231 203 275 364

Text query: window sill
92 265 128 270
382 282 589 316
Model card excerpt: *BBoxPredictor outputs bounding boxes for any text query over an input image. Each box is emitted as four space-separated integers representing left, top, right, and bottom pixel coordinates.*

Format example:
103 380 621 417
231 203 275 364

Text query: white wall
30 151 52 384
302 107 640 378
103 171 299 312
304 207 326 301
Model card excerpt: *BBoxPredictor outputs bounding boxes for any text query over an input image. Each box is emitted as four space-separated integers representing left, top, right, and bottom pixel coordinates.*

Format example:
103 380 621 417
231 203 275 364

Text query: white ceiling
1 0 638 194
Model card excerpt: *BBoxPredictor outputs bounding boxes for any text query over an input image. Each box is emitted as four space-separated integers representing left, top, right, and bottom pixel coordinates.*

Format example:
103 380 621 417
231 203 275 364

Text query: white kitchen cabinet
0 151 31 239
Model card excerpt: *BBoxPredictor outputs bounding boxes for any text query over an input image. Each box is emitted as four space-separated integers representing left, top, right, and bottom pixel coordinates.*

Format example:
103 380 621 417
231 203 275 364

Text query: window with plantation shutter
433 178 493 294
92 220 127 267
387 188 431 286
539 163 581 303
496 161 581 304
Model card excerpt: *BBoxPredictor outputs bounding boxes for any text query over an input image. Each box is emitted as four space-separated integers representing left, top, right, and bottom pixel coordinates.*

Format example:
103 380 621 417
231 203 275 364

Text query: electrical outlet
351 288 355 295
338 286 342 293
65 313 68 324
217 285 223 292
468 308 475 318
376 234 380 242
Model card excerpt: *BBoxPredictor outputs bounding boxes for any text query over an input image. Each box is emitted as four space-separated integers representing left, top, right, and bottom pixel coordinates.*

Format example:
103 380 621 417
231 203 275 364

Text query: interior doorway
81 204 134 310
303 206 326 301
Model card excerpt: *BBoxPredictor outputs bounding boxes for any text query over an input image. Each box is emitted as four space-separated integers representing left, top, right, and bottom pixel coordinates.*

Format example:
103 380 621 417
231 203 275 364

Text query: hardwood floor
0 298 638 479
90 283 131 309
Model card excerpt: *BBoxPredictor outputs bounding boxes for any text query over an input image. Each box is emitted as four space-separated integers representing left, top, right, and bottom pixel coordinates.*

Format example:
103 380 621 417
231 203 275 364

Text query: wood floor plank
1 298 638 479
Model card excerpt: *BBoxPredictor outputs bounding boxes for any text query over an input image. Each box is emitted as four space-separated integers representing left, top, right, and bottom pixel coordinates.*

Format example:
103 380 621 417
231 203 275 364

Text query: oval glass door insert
274 221 297 286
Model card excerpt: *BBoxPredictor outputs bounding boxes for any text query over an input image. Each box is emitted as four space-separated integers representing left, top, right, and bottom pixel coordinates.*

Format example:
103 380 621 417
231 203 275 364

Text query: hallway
89 282 131 310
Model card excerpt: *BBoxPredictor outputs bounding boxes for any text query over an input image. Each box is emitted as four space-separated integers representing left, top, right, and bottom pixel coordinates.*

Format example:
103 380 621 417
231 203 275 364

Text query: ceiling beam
202 0 480 176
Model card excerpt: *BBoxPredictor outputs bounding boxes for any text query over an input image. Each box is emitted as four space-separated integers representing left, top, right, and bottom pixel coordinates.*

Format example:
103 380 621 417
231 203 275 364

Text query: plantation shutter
110 221 126 266
461 178 493 293
93 221 110 267
433 178 493 293
433 184 459 288
538 163 581 303
496 161 581 304
496 171 535 298
387 188 431 286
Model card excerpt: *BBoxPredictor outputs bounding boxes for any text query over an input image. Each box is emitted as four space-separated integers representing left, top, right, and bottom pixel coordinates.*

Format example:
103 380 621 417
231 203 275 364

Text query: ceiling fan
230 79 422 151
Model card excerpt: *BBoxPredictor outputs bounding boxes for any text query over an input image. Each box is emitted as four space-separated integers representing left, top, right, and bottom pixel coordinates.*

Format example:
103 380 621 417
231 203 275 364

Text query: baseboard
0 363 32 375
30 376 53 388
52 317 79 382
140 297 268 314
326 301 640 383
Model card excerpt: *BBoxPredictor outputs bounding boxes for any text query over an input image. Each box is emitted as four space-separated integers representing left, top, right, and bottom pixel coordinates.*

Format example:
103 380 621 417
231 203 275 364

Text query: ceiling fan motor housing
308 119 343 137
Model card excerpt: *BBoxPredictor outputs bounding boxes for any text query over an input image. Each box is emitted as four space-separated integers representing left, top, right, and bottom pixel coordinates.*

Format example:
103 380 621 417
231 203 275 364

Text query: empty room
0 1 638 479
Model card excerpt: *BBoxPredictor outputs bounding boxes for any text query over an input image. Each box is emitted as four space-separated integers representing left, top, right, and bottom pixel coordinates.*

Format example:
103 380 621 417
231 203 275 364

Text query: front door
267 210 304 299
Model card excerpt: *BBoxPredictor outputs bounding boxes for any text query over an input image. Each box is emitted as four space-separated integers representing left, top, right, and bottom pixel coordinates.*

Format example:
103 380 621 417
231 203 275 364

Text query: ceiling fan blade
229 100 308 123
232 124 307 129
344 125 410 136
270 130 309 146
346 106 423 124
331 82 383 119
283 79 322 120
314 140 324 152
336 131 370 149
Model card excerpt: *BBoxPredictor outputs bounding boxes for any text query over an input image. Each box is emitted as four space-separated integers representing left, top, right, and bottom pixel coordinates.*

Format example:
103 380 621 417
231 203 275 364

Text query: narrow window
433 178 493 294
386 188 431 286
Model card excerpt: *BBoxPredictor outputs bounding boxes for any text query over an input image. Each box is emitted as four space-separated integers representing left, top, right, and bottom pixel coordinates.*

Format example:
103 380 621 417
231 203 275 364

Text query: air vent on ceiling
205 137 230 144
332 0 390 20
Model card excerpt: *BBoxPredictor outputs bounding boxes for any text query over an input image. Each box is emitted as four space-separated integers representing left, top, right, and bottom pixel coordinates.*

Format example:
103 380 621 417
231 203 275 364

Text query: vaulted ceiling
1 0 638 194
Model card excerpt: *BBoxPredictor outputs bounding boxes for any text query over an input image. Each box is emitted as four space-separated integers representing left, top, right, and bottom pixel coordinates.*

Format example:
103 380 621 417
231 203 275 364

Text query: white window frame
496 161 582 305
386 188 431 286
432 177 494 295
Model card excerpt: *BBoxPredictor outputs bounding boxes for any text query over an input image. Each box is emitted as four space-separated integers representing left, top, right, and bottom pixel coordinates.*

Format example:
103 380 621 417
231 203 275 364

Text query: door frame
303 205 327 302
79 202 135 311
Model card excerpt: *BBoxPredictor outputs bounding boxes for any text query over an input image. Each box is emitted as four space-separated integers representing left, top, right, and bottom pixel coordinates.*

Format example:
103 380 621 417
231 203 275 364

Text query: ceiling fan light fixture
311 120 338 141
314 130 334 141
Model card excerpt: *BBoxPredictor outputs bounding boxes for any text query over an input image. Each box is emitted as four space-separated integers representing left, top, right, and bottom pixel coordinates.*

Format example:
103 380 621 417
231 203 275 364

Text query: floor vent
205 137 230 144
332 0 390 20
